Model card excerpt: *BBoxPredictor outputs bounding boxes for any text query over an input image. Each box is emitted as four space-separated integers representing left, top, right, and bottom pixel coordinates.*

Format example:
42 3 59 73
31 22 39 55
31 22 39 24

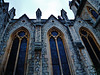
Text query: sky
5 0 74 19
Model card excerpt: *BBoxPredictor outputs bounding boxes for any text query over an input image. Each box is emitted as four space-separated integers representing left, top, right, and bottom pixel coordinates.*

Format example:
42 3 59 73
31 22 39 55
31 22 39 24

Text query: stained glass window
80 30 87 36
88 7 99 19
91 10 98 19
88 36 100 60
18 31 25 37
5 38 19 75
57 37 70 75
49 31 71 75
80 28 100 72
15 38 27 75
50 37 61 75
5 30 28 75
51 31 58 36
81 36 98 67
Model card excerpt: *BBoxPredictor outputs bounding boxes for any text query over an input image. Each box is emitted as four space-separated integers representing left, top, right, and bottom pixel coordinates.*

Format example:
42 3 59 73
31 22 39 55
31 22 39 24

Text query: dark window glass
80 30 87 36
91 10 98 19
18 31 25 37
77 0 80 4
50 37 61 75
57 37 71 75
5 38 19 75
82 36 99 68
88 36 100 61
51 31 58 36
88 7 99 19
75 3 78 9
15 38 27 75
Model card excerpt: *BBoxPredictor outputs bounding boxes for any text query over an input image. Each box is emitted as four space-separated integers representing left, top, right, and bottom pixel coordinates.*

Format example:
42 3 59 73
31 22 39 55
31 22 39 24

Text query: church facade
0 0 100 75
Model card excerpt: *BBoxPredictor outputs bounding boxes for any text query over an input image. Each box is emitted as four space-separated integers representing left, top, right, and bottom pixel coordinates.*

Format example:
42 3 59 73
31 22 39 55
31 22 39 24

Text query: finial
9 7 16 19
36 8 42 21
61 9 68 21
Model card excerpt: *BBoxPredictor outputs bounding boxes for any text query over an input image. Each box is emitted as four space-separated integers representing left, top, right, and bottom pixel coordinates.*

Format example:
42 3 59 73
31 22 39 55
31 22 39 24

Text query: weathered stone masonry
0 0 100 75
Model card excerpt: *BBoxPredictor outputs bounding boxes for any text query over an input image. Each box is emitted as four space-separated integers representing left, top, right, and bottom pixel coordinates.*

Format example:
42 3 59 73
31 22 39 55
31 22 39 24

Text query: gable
44 15 65 27
10 14 31 26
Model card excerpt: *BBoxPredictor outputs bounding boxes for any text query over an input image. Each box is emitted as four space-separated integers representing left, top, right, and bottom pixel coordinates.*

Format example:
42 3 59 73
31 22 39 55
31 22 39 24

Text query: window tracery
79 27 100 72
5 29 29 75
87 6 99 19
49 30 70 75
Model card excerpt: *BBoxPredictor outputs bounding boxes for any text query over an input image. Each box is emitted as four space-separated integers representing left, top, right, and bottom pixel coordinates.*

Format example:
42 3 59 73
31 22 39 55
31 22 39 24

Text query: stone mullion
34 24 42 75
55 38 63 75
86 35 100 63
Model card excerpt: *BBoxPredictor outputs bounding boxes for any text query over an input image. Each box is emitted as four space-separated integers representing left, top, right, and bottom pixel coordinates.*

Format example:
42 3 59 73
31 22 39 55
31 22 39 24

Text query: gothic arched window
79 27 100 72
49 30 70 75
5 29 29 75
87 6 99 19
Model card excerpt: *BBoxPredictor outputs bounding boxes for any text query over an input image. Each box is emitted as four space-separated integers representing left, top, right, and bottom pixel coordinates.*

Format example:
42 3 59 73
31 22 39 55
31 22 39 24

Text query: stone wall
73 17 99 74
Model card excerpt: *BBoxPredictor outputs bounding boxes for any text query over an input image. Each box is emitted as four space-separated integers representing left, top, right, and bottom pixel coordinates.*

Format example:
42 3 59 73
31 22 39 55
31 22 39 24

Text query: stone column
35 25 41 43
34 23 42 75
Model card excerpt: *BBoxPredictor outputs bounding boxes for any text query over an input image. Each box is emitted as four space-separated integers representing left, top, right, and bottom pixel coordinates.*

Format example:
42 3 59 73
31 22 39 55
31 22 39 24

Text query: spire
36 8 42 21
0 0 4 4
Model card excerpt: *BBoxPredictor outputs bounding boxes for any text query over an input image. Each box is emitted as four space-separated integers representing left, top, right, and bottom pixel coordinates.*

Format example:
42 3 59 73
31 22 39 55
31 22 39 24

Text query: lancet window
79 27 100 72
49 30 70 75
87 6 99 19
5 29 29 75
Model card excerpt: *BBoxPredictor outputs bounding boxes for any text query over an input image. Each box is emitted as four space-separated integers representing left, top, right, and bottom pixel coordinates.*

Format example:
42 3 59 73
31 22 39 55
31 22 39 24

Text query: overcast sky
5 0 74 19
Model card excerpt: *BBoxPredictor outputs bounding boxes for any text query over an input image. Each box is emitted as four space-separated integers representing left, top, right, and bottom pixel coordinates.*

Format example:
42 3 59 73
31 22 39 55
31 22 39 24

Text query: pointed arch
87 6 99 20
11 27 30 38
47 27 71 75
47 26 64 36
79 27 100 72
4 27 30 75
